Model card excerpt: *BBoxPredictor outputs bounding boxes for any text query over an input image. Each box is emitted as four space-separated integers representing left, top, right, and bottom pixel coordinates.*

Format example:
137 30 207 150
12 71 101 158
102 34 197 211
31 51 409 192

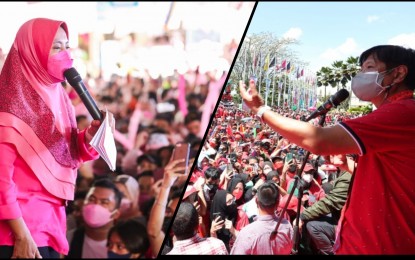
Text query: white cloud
320 38 359 61
388 33 415 49
367 15 380 23
282 27 302 40
308 38 361 72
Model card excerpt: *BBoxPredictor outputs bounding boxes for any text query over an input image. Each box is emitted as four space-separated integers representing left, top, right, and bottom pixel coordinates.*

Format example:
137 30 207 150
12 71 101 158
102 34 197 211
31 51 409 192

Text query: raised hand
239 79 264 113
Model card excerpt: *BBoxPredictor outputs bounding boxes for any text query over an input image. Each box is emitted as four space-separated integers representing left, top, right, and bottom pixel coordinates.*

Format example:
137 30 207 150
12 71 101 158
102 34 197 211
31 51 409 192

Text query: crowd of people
162 97 362 255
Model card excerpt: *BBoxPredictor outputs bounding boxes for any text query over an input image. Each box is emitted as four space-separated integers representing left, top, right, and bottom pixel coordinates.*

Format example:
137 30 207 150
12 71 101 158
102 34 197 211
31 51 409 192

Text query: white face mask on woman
351 68 396 101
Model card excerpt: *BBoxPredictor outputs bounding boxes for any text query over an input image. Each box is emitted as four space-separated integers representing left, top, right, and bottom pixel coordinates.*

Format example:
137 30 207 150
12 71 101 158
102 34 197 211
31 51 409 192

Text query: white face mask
302 173 313 183
351 69 395 101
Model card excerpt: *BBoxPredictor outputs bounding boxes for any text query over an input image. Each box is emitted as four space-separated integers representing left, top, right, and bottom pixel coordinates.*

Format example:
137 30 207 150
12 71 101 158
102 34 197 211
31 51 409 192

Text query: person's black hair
136 154 161 167
156 145 175 157
169 185 184 200
149 127 168 135
155 112 174 124
359 45 415 89
184 134 202 148
137 170 154 179
218 142 230 154
256 182 280 210
91 178 123 208
171 202 199 240
161 88 171 100
184 111 201 125
166 98 178 110
187 93 204 103
228 153 238 164
74 190 88 201
100 95 114 103
248 156 259 163
107 219 149 255
204 167 221 180
76 115 87 124
266 170 280 182
260 142 270 149
66 190 88 215
244 186 255 202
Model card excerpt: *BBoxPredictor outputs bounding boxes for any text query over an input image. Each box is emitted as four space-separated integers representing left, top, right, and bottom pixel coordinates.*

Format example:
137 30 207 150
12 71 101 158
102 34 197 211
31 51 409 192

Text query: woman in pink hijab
0 18 102 258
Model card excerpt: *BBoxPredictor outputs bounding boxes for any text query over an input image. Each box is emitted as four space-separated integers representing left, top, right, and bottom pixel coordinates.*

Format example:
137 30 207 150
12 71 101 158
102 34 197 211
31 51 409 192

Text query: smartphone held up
171 142 191 175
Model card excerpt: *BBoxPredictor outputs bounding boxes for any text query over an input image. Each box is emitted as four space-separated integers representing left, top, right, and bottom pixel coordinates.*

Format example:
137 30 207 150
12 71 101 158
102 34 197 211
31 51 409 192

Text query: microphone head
330 89 350 107
64 67 82 86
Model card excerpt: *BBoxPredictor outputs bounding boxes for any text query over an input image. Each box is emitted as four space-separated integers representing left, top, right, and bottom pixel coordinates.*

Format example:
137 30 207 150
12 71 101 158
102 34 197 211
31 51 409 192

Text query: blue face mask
107 251 132 259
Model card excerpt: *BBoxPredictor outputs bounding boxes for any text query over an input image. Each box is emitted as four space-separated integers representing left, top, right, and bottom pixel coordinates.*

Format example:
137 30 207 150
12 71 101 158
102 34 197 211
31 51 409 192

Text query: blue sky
247 1 415 73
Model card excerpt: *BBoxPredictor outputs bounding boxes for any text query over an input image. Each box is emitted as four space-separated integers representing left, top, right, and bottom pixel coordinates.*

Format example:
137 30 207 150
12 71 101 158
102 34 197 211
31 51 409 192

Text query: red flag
280 59 287 70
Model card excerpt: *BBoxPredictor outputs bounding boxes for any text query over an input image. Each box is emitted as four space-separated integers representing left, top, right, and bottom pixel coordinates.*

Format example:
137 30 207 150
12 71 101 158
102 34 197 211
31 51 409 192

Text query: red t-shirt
335 97 415 254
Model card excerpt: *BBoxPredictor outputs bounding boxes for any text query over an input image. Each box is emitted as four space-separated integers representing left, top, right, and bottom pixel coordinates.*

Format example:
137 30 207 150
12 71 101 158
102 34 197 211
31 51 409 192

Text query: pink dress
0 131 97 254
0 18 99 255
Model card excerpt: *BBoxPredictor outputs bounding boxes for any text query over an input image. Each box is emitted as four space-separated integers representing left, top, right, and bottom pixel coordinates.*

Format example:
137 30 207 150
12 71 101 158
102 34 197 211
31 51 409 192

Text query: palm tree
316 56 360 109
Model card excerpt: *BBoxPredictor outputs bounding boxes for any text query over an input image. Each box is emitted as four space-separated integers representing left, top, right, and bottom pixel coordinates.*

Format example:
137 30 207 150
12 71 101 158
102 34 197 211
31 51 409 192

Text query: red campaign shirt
335 95 415 254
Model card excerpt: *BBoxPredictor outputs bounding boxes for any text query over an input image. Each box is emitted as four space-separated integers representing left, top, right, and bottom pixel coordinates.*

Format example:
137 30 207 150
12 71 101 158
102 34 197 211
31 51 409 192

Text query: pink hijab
0 18 81 200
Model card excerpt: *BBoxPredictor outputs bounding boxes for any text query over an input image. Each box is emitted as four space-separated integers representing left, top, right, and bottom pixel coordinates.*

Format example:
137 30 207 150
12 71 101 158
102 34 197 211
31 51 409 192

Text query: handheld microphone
305 89 349 122
64 68 102 121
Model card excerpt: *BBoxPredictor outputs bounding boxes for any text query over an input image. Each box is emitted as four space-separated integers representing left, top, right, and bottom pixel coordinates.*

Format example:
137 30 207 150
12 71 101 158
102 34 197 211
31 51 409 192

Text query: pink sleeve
77 129 100 162
236 209 250 231
0 143 22 220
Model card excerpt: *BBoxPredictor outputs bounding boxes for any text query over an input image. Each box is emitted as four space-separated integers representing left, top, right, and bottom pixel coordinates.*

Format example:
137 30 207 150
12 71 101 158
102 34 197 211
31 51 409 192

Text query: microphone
305 89 349 122
64 68 102 121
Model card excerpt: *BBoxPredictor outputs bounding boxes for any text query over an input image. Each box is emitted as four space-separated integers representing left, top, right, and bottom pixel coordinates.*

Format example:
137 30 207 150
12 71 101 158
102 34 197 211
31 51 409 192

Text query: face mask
226 201 238 217
263 166 272 175
232 190 243 200
218 164 227 172
245 180 253 188
206 184 218 194
274 161 284 170
107 251 132 259
302 173 313 183
47 50 73 82
351 69 394 101
119 198 132 214
82 204 115 228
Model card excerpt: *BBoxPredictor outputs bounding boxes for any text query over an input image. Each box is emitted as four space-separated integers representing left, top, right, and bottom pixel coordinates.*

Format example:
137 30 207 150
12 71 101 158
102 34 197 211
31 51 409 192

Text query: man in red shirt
240 45 415 254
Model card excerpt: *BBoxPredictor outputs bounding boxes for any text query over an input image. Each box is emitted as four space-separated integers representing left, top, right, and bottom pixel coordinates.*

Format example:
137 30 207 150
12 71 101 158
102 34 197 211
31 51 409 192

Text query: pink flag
178 74 188 117
199 73 226 138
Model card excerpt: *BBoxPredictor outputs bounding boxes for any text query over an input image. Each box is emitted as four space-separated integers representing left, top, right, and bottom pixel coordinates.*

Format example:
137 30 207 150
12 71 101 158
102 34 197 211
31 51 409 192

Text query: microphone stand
270 112 327 255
